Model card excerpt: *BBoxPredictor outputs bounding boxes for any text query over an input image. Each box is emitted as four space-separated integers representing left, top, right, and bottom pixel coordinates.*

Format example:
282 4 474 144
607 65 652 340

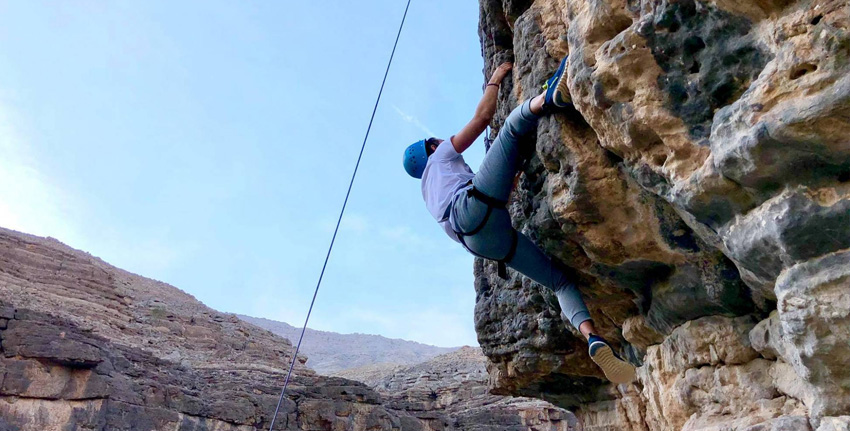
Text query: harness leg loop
452 187 517 280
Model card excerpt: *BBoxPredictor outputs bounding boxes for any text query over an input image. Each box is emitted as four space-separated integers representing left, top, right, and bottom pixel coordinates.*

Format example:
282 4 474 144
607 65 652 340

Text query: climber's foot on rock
542 55 572 111
588 334 636 384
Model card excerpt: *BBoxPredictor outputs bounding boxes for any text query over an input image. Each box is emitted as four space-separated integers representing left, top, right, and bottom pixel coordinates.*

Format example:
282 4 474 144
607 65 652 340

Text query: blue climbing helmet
403 139 429 179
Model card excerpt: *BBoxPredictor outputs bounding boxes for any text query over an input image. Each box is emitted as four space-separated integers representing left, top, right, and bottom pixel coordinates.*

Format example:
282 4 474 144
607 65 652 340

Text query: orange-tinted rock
474 0 850 428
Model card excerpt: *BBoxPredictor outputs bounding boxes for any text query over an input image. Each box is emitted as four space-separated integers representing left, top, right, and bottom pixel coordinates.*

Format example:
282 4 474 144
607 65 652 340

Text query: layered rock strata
474 0 849 429
338 347 580 431
0 227 581 431
0 227 399 430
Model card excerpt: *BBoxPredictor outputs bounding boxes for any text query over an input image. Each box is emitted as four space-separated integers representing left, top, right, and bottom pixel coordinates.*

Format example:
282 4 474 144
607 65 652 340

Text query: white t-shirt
421 137 475 243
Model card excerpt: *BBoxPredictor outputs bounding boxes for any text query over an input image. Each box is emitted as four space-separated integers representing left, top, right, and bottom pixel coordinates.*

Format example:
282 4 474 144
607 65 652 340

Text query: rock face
237 315 458 375
0 227 400 430
474 0 849 429
338 347 579 431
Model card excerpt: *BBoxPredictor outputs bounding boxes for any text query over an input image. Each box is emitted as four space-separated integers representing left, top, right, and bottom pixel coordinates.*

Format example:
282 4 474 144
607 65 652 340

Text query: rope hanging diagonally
266 0 413 429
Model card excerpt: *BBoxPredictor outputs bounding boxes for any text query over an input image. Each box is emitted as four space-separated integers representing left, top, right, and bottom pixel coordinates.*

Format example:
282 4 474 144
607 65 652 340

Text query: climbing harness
459 71 519 280
449 185 518 280
473 58 519 279
463 79 516 280
266 0 412 429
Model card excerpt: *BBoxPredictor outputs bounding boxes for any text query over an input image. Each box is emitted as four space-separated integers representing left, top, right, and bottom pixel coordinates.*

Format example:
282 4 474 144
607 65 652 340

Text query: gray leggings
449 100 591 330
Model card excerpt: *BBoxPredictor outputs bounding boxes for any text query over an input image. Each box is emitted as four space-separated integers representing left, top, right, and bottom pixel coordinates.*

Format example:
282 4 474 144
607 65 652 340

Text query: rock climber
402 57 636 384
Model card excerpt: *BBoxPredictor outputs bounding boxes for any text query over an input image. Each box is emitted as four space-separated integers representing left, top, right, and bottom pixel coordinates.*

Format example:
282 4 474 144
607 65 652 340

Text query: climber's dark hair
425 137 441 155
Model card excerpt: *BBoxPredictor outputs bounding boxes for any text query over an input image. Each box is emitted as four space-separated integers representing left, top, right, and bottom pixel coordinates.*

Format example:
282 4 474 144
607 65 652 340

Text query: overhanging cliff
474 0 849 429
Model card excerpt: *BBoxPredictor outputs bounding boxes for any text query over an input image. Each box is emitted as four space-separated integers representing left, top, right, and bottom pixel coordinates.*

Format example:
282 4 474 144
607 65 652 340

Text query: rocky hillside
0 227 577 431
238 315 458 375
338 347 579 431
0 227 404 430
474 0 849 430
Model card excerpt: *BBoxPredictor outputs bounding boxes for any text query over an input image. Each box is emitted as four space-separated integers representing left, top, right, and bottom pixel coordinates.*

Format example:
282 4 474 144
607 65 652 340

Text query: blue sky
0 1 491 346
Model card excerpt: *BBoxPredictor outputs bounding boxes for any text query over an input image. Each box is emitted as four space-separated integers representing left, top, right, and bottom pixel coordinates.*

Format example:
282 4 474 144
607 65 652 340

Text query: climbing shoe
588 334 636 384
542 55 572 111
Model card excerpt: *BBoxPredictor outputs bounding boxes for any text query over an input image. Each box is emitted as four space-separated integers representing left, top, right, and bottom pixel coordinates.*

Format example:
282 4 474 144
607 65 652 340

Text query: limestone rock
340 346 578 431
818 417 850 431
773 251 850 419
0 226 581 431
0 227 398 430
622 315 664 352
474 0 850 428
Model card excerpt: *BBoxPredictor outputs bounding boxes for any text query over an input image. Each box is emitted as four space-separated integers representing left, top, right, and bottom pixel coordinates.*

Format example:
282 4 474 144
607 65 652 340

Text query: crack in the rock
0 394 108 403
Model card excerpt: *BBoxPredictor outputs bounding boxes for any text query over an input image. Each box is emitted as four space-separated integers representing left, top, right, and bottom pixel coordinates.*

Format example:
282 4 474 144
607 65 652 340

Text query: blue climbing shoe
542 55 572 110
588 334 636 384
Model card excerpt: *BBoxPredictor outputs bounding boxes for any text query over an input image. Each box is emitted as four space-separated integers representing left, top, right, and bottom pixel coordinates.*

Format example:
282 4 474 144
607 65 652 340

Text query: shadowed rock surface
237 315 458 375
474 0 849 429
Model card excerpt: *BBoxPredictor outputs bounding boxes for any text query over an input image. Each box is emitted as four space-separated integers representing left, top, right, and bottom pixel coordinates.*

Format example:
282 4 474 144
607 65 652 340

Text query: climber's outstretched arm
451 62 513 154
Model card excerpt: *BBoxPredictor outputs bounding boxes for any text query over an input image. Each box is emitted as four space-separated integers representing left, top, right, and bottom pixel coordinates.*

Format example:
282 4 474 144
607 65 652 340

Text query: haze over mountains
237 314 577 430
237 314 460 375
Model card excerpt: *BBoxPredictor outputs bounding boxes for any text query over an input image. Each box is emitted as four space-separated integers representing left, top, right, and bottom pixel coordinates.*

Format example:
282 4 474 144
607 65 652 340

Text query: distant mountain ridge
237 314 460 375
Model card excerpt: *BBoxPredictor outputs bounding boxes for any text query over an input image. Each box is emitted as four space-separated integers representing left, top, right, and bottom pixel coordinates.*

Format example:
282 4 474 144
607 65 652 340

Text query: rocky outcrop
0 227 581 431
237 315 458 375
339 347 579 431
0 227 400 430
474 0 849 429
